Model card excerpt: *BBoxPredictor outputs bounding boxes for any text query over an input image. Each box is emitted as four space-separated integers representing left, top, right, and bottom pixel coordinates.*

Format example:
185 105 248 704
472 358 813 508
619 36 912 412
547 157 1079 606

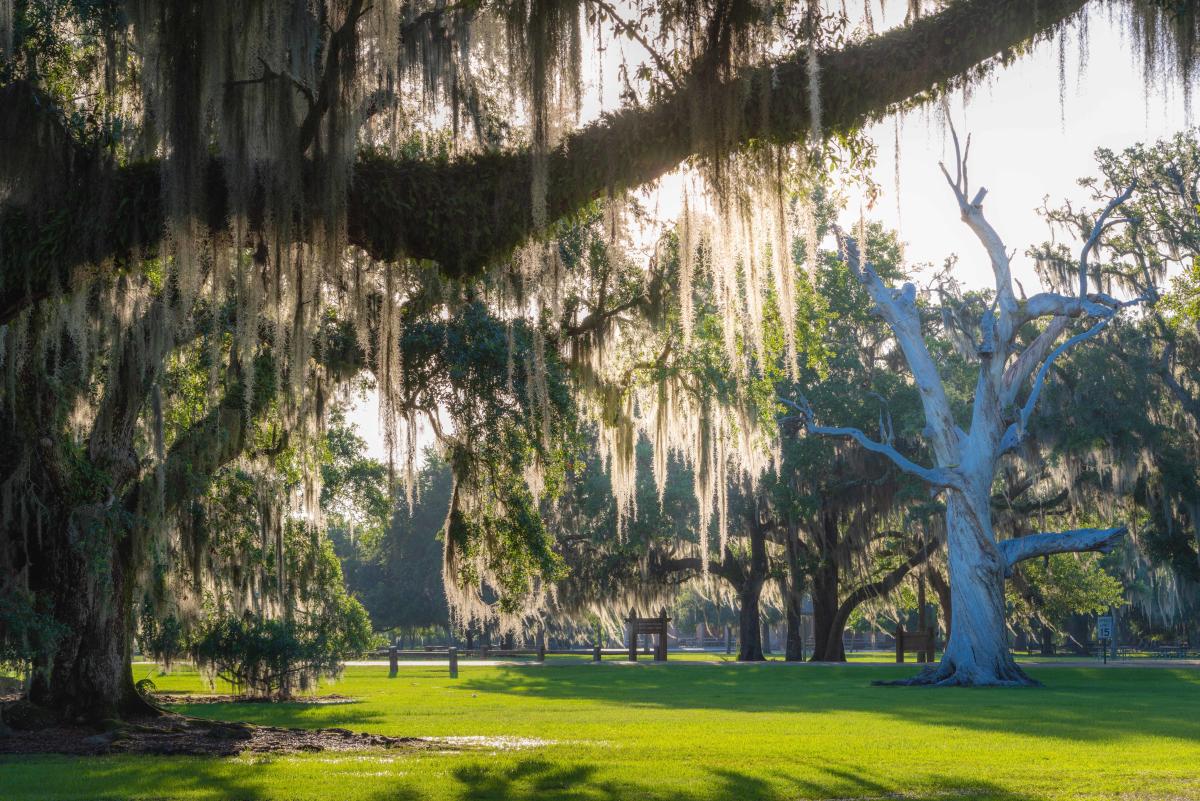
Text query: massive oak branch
0 0 1088 325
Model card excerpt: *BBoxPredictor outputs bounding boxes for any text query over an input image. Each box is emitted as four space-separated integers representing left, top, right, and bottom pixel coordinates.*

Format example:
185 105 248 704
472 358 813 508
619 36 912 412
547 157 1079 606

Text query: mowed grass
3 662 1199 801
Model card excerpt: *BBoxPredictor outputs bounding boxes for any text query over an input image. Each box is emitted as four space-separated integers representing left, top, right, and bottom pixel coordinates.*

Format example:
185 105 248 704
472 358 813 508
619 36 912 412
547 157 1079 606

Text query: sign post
1097 615 1114 664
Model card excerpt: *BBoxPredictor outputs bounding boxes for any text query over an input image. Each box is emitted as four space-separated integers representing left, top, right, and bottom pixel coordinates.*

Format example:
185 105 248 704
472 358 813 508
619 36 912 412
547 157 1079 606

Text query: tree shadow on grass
454 663 1200 744
417 757 1044 801
0 753 426 801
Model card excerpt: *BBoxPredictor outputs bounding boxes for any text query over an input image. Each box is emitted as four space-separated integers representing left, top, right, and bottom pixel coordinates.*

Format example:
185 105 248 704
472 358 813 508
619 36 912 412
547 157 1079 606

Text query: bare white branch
939 125 1017 337
999 526 1127 575
1020 291 1121 322
779 396 962 489
834 230 961 462
999 315 1114 453
1002 315 1070 406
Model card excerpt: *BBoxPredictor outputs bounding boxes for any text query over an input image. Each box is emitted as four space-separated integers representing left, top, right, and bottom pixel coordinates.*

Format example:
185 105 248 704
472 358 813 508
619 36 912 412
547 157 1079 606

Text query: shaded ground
0 691 557 758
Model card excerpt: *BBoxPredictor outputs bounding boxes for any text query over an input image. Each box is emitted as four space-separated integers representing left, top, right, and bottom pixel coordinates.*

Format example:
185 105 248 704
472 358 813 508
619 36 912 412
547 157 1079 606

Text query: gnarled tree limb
819 537 942 660
998 526 1127 575
999 315 1115 453
836 232 964 462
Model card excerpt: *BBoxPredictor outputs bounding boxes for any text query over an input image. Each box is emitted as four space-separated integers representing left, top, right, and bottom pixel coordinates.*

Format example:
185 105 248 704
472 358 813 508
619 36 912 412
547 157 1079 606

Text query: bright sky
866 9 1188 288
352 3 1190 462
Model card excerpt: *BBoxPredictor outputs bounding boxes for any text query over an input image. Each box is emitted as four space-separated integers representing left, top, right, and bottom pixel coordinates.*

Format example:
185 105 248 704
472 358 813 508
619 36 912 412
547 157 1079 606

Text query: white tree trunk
883 490 1036 686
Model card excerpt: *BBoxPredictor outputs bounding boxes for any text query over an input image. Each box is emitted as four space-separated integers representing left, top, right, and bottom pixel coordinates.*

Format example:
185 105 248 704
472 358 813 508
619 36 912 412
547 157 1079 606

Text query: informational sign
1096 616 1114 641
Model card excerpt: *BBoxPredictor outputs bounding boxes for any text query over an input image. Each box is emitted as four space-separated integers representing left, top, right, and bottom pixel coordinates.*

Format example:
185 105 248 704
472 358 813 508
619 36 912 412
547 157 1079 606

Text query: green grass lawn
3 662 1199 800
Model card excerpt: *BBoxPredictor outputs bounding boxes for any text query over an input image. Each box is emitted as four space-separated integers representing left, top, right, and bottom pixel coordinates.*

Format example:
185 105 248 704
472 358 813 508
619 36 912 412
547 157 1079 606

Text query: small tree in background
191 593 372 699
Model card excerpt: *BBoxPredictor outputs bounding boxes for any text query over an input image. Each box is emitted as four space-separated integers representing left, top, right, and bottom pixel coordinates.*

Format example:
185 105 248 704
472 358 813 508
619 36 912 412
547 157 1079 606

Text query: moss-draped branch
0 0 1088 325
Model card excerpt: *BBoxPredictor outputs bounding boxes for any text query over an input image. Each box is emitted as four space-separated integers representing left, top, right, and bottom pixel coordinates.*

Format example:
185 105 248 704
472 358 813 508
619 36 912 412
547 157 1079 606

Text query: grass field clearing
3 662 1199 800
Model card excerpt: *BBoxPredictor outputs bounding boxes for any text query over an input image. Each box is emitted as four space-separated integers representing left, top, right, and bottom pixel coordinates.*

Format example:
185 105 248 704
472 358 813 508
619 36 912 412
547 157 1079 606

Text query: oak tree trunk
780 517 808 661
928 566 953 643
785 602 805 662
24 508 148 721
809 511 844 661
737 580 765 662
1040 624 1055 656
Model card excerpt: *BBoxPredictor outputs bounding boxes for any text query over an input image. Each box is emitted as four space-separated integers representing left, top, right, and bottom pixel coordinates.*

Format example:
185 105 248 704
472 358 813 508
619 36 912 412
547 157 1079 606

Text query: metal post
917 573 928 663
1110 606 1119 662
800 613 806 661
724 624 732 655
449 646 458 679
658 609 667 661
389 643 398 678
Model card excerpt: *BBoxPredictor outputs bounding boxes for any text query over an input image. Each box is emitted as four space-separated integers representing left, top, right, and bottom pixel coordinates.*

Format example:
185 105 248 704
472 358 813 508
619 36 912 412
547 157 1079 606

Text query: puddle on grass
229 734 560 763
431 735 557 752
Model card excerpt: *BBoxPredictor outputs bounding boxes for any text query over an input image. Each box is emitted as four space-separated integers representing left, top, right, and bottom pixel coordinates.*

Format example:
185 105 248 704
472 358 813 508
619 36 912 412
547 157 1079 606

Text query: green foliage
320 408 391 543
190 593 372 699
399 301 575 616
0 588 65 671
336 453 454 633
1009 554 1125 627
137 606 186 671
775 219 930 523
1031 133 1200 628
1166 256 1200 326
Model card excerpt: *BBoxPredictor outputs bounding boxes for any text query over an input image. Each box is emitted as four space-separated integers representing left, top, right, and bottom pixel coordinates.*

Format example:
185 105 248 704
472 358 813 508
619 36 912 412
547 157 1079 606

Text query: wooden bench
895 625 936 663
627 610 670 661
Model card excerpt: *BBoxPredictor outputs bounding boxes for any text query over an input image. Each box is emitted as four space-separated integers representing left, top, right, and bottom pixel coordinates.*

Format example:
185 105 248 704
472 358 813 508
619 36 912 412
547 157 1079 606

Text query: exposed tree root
872 657 1042 688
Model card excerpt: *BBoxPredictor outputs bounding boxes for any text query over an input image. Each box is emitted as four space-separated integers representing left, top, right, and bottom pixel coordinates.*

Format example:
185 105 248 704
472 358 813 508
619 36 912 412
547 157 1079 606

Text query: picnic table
1149 644 1189 658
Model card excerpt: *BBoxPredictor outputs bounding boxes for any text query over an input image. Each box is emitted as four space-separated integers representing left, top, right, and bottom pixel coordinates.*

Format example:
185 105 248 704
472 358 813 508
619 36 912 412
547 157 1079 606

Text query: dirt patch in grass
0 697 558 757
154 693 359 706
0 702 439 757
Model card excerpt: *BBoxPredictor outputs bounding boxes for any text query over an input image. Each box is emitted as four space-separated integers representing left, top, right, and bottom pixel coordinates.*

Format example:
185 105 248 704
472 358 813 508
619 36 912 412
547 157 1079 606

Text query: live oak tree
1026 134 1200 644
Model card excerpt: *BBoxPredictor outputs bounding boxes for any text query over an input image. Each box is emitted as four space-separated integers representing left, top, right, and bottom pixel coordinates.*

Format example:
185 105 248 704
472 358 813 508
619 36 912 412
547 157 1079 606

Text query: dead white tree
784 132 1149 686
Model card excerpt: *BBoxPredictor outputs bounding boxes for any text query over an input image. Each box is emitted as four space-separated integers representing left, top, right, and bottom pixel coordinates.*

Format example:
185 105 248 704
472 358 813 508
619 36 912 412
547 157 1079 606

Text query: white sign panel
1096 616 1114 641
